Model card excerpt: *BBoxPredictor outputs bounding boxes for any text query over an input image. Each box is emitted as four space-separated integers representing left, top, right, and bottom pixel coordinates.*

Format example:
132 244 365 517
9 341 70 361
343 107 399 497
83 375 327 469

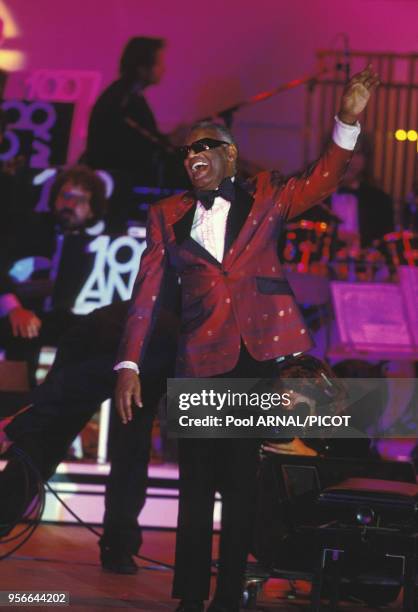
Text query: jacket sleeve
269 141 354 221
115 203 168 366
0 277 20 316
0 254 21 316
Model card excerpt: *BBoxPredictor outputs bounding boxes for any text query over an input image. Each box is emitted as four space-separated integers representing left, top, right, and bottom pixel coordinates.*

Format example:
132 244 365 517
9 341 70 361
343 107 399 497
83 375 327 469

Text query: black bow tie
194 177 235 210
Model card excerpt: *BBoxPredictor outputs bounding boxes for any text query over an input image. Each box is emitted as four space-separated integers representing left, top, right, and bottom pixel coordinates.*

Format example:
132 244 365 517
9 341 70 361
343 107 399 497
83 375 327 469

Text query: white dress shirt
190 180 235 262
114 116 361 374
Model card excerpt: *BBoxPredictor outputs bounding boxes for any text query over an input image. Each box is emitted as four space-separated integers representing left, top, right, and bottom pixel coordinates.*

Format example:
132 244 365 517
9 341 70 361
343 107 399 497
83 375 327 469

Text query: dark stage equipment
251 453 418 610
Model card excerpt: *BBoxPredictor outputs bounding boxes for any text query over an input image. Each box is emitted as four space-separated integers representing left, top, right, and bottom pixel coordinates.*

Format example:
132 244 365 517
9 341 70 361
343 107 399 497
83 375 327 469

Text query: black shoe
174 600 204 612
100 549 138 575
207 601 240 612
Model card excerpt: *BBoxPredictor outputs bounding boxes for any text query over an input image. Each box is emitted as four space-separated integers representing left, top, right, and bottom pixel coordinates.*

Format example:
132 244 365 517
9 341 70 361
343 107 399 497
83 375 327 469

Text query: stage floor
0 525 403 610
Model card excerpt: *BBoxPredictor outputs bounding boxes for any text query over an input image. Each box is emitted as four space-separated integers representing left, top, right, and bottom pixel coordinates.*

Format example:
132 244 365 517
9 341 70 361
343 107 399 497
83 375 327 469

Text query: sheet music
398 266 418 348
331 281 413 350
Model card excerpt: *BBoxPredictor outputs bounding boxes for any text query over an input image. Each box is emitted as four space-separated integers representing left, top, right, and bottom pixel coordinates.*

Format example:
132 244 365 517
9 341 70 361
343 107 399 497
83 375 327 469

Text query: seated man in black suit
0 294 178 573
0 165 108 384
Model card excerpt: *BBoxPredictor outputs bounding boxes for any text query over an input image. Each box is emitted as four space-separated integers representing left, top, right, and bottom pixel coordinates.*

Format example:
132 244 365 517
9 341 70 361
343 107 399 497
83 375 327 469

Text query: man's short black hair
119 36 165 84
49 165 107 221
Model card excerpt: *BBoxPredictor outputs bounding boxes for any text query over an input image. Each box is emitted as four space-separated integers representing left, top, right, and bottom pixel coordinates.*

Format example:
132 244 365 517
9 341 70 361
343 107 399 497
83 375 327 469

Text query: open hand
338 64 379 125
115 369 142 424
9 307 42 338
262 437 318 456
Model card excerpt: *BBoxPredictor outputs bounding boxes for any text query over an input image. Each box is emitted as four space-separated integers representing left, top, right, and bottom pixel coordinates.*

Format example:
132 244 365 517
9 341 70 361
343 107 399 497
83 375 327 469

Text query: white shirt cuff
332 115 361 151
0 293 21 317
113 361 140 374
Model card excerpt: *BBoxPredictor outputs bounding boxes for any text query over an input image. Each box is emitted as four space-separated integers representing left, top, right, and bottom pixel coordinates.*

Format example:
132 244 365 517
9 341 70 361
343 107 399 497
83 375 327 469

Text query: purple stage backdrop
1 0 417 171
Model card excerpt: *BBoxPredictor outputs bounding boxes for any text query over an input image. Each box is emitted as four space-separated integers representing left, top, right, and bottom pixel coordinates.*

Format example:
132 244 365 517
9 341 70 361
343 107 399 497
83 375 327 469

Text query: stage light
0 1 26 70
0 49 25 70
407 130 418 142
395 129 407 141
0 2 20 37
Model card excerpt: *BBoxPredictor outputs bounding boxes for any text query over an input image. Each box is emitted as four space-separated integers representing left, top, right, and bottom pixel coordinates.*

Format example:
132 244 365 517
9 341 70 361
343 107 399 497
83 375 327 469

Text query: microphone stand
203 67 329 128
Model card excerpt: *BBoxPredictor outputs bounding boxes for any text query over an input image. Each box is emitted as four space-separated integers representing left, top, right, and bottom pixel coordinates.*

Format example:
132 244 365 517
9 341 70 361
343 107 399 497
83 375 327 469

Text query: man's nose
187 148 199 160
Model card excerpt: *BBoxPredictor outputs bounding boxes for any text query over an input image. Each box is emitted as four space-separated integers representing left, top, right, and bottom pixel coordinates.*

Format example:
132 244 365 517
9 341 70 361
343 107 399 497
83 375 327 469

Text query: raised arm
276 65 379 220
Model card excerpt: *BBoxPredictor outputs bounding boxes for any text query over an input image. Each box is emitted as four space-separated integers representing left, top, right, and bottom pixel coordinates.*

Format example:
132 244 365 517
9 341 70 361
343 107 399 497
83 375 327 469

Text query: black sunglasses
178 138 230 159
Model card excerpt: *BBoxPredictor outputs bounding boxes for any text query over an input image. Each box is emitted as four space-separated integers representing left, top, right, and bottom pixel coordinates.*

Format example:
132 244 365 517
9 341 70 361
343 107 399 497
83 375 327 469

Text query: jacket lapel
172 195 196 245
224 180 255 254
172 178 256 268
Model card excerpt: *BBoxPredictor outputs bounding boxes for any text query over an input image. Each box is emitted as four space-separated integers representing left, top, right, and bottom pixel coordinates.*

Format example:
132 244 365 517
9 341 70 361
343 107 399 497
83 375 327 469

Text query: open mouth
191 160 208 173
188 158 210 182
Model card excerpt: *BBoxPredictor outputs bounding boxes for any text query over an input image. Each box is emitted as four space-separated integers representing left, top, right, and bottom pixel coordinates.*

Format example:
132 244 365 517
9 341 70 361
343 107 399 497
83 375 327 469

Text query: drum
379 230 418 268
331 246 386 282
280 219 337 275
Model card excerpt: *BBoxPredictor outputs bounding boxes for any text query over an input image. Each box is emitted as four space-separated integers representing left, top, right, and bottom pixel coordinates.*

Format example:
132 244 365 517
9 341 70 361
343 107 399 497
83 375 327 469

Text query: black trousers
3 316 167 555
172 345 279 603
